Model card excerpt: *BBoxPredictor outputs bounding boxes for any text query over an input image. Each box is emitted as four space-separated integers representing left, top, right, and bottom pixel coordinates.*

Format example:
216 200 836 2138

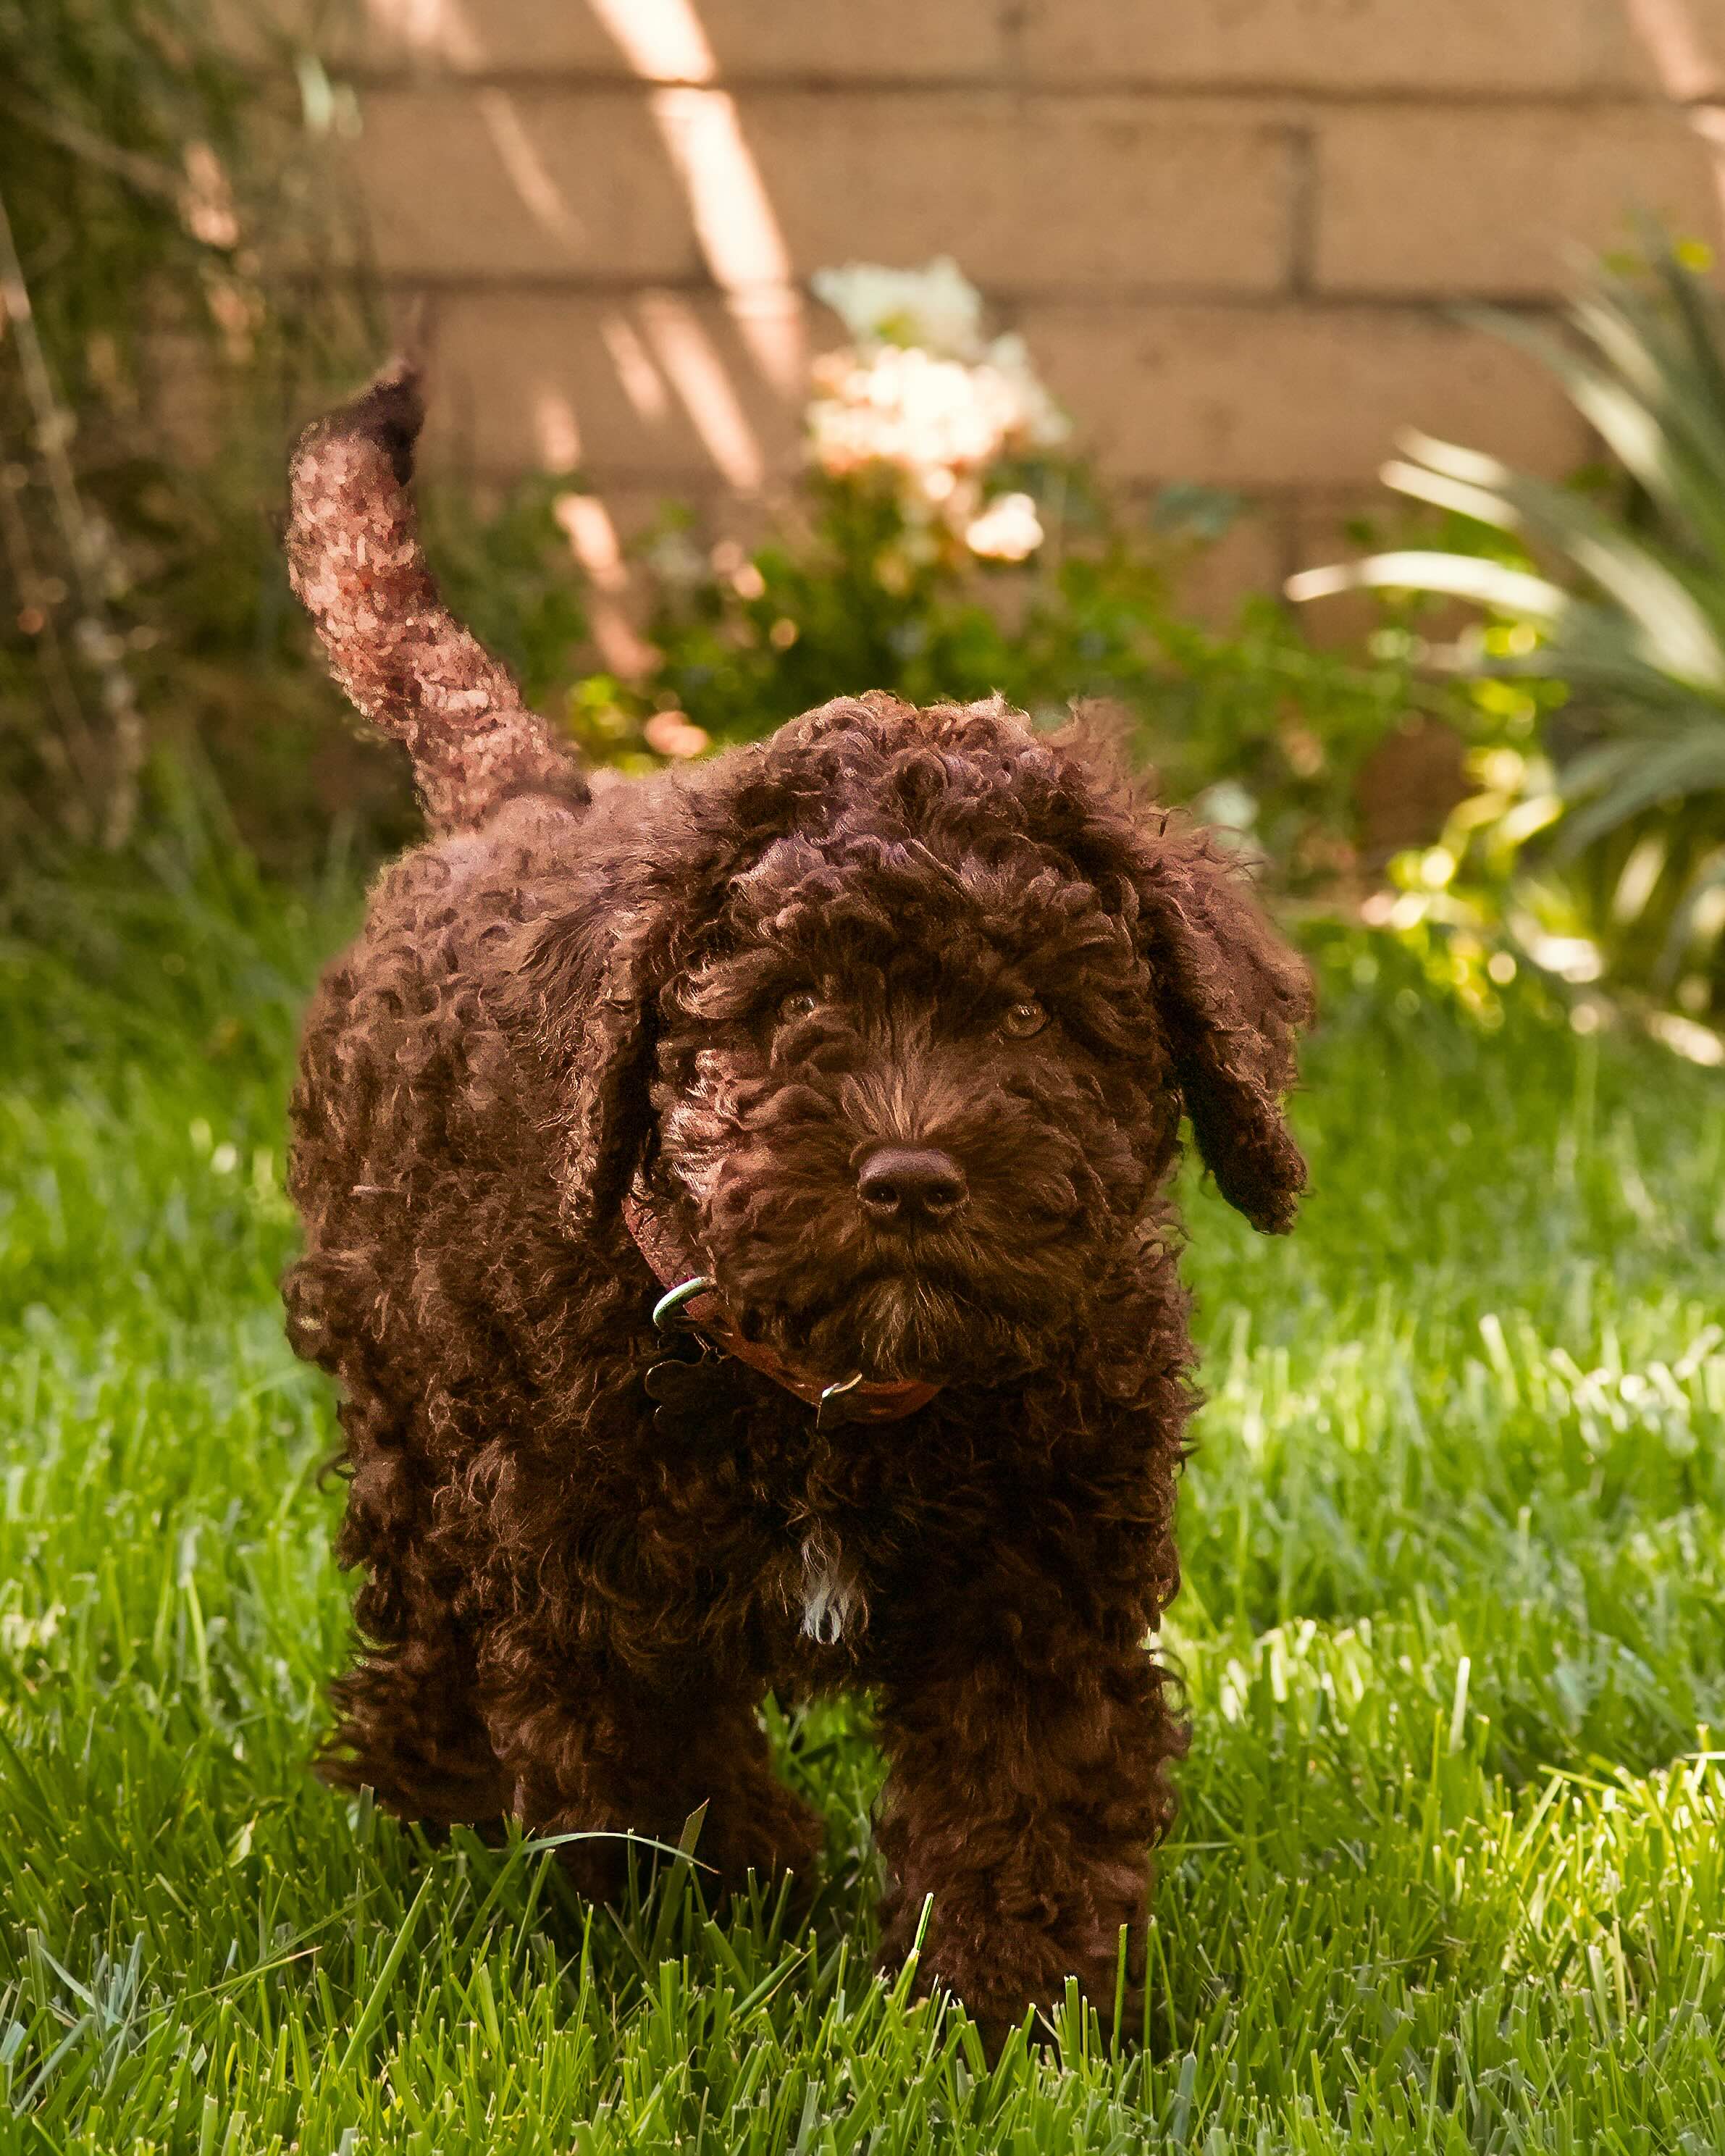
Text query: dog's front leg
870 1576 1183 2044
476 1629 823 1903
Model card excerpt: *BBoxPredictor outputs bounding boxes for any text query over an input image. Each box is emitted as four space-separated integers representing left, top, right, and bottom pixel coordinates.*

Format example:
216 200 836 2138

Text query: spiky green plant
1290 238 1725 1010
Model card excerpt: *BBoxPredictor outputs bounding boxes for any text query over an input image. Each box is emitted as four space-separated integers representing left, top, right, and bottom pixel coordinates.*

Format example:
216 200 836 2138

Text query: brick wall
316 0 1725 609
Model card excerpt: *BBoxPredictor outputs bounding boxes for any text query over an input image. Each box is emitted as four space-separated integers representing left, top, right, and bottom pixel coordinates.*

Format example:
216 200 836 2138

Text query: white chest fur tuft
799 1536 864 1645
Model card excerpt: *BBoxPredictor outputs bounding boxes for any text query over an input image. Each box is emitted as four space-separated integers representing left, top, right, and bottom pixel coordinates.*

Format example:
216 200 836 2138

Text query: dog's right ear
509 768 807 1235
513 898 667 1236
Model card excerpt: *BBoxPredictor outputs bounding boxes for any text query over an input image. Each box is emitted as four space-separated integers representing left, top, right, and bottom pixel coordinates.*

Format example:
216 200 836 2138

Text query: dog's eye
778 990 820 1024
999 998 1048 1039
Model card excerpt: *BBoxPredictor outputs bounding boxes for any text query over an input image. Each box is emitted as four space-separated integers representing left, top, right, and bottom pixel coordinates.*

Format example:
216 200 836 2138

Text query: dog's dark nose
856 1146 968 1225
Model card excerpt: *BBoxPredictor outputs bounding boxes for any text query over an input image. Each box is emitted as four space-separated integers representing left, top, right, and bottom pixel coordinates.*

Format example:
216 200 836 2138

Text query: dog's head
524 695 1311 1386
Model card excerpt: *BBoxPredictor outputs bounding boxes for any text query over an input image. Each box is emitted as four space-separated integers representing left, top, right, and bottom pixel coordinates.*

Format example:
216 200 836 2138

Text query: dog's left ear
1122 821 1315 1233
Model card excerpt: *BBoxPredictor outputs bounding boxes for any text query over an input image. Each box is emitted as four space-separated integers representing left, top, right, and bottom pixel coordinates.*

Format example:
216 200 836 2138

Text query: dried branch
0 177 146 847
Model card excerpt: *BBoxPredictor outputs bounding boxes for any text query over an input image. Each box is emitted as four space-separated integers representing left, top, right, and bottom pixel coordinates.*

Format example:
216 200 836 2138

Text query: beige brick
421 296 1592 503
1317 106 1723 295
418 289 805 485
1017 0 1719 95
210 0 619 72
1018 303 1590 487
1161 506 1289 624
358 0 616 72
221 0 1011 75
697 0 1010 80
752 94 1290 292
352 88 697 278
358 88 1293 292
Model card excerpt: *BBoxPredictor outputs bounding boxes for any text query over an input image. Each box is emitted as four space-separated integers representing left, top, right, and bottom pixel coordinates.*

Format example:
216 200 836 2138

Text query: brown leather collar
621 1190 941 1430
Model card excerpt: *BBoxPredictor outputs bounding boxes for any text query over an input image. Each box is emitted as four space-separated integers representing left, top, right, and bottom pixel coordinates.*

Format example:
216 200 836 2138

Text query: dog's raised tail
286 359 589 836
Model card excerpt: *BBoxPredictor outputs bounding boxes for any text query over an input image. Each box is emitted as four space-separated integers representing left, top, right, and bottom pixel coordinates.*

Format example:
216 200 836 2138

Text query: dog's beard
685 1175 1105 1386
799 1266 1042 1386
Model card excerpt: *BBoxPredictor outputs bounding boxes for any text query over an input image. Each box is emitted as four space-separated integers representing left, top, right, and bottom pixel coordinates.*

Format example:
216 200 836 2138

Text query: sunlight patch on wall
372 0 589 251
1621 0 1725 220
477 91 585 251
555 491 657 679
534 390 583 474
533 389 654 679
586 0 807 400
639 291 766 492
601 315 672 424
584 0 716 82
1623 0 1719 99
366 0 482 66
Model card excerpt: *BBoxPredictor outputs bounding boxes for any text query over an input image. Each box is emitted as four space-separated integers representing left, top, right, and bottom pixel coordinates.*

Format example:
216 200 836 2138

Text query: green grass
1 828 1724 2153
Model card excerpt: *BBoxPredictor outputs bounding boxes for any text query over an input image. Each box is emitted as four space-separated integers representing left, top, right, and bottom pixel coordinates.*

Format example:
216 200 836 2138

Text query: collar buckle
815 1372 866 1432
651 1275 717 1335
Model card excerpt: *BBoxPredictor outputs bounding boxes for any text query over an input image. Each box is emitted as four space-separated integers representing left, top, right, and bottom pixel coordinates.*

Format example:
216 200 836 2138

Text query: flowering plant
550 257 1432 907
806 258 1068 561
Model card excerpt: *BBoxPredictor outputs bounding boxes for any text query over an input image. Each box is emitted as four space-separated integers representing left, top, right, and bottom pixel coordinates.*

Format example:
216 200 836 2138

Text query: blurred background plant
1291 235 1725 1041
5 6 1437 902
14 0 1721 1066
1 0 361 855
0 0 1460 915
0 0 595 871
568 256 1447 897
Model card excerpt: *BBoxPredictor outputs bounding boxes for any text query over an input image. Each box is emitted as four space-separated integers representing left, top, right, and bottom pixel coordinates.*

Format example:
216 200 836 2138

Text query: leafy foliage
1293 237 1725 1016
0 0 379 852
576 472 1434 894
2 0 261 395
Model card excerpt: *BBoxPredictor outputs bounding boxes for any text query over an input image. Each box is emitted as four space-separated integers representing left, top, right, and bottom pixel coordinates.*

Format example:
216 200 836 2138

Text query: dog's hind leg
309 1388 513 1828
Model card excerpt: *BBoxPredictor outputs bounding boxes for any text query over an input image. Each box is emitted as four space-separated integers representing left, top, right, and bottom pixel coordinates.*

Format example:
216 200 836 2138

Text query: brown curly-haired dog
281 364 1312 2039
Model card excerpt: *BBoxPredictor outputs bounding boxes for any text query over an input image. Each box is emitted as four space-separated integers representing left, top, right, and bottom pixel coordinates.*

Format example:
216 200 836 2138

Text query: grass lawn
1 832 1723 2153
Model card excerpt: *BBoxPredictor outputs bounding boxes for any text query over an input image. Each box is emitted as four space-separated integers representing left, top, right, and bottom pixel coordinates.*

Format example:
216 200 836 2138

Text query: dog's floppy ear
511 769 805 1233
1125 821 1314 1232
516 899 667 1235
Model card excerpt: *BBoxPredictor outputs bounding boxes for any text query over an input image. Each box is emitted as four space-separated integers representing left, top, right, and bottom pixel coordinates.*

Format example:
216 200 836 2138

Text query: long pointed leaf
1380 458 1522 534
1559 734 1725 849
1382 440 1725 689
1285 550 1572 617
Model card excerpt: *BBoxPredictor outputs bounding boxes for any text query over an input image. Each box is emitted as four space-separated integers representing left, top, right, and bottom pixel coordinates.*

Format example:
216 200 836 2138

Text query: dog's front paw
697 1777 825 1897
881 1897 1141 2047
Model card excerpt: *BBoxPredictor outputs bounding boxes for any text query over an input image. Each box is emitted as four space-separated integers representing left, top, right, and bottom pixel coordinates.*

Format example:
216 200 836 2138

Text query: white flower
809 347 1002 487
808 345 1065 493
1194 781 1259 833
807 258 1070 541
812 256 985 359
965 492 1044 561
980 333 1070 450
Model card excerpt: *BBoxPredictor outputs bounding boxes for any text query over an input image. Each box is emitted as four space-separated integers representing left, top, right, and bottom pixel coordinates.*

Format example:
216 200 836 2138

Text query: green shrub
1292 235 1725 1023
561 258 1442 894
588 475 1424 894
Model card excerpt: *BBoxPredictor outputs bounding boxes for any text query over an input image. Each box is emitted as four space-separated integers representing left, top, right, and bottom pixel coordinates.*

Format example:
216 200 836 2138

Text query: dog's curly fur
282 366 1313 2038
